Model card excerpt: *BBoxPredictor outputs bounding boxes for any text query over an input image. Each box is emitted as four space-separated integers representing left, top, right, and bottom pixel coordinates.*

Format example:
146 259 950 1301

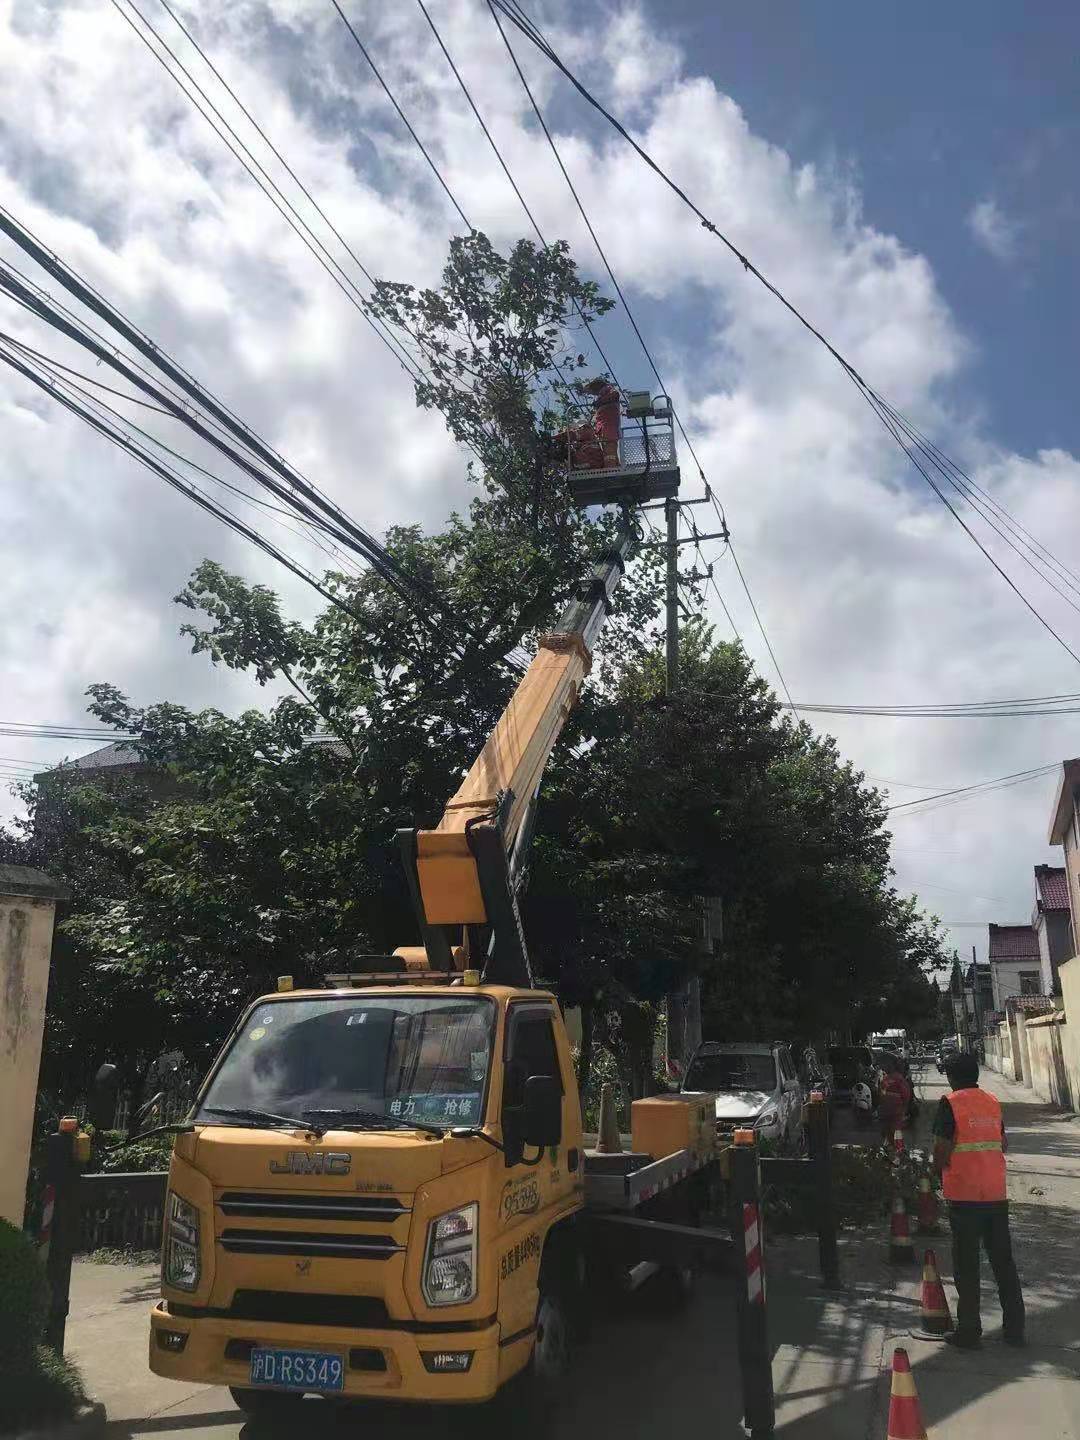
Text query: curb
16 1400 107 1440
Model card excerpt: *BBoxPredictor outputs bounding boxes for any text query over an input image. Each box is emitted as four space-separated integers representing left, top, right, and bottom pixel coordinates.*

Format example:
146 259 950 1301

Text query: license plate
249 1348 344 1392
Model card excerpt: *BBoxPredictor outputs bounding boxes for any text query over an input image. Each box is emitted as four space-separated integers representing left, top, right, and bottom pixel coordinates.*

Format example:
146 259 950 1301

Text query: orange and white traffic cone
888 1193 916 1265
886 1348 928 1440
917 1249 953 1338
915 1176 939 1235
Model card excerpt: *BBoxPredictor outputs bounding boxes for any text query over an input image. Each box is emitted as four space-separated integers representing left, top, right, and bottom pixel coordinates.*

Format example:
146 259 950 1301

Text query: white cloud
968 196 1020 263
1 0 1077 967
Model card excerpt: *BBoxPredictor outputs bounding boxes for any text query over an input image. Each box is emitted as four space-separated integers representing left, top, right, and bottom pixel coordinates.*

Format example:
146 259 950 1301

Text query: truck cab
150 980 585 1410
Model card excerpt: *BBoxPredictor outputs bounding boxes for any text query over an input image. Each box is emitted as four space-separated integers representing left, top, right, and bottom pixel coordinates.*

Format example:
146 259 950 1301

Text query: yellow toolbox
631 1093 718 1163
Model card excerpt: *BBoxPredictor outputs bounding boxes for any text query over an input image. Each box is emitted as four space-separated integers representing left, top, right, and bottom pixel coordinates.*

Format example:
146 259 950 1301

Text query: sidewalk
63 1063 1080 1439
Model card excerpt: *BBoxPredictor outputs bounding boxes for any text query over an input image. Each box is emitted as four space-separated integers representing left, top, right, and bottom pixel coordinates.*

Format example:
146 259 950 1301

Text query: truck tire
229 1386 305 1418
531 1287 572 1389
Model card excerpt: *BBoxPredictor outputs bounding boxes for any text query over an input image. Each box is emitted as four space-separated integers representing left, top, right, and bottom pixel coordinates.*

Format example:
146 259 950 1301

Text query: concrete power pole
665 494 679 693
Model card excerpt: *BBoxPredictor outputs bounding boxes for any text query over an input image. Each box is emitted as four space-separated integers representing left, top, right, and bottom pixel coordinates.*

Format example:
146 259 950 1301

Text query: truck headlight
422 1204 477 1307
756 1110 779 1129
163 1192 200 1292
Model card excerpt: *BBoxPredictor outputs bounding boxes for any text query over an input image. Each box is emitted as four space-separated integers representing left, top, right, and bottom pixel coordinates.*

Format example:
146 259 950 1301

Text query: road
66 1059 1080 1439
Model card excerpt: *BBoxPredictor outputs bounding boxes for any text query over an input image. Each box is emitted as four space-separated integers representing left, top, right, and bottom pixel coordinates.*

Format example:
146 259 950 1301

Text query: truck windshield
684 1053 777 1092
196 995 495 1130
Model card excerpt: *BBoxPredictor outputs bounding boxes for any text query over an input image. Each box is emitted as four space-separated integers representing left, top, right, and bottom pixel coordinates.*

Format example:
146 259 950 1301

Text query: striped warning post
743 1201 763 1304
886 1347 928 1440
37 1182 56 1263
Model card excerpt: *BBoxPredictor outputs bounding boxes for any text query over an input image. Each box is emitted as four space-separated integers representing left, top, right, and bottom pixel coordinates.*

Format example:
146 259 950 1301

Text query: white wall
991 957 1044 1009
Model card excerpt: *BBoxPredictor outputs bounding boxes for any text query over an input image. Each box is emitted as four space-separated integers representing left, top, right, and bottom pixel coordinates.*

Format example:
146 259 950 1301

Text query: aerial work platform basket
565 388 681 506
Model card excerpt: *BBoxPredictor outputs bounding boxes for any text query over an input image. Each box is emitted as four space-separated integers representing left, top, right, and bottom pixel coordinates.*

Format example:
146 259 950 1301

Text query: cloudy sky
2 0 1079 967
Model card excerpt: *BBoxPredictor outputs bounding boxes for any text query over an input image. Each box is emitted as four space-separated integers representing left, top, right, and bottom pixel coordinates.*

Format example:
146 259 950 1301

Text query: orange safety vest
942 1088 1006 1202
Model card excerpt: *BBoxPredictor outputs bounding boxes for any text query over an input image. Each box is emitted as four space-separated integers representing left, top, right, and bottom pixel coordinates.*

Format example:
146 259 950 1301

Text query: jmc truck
149 976 718 1411
148 398 726 1412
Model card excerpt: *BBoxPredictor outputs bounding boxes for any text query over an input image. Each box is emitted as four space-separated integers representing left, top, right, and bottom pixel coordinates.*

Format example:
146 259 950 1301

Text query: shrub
0 1220 87 1434
765 1143 940 1235
0 1218 48 1366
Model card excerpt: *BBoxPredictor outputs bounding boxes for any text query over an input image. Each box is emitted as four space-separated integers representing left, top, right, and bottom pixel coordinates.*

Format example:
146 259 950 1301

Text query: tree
5 231 950 1099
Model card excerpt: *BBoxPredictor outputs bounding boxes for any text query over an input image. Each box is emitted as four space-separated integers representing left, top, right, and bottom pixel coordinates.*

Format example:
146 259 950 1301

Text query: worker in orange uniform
583 377 621 468
933 1052 1024 1349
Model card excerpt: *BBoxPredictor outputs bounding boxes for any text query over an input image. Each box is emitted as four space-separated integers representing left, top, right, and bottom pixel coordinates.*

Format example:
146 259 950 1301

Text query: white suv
681 1041 804 1149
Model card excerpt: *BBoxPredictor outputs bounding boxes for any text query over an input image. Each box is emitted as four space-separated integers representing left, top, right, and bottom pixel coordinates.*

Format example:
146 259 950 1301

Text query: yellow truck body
149 982 586 1404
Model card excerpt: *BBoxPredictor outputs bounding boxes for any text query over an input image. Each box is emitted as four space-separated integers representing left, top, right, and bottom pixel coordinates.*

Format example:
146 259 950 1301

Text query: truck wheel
229 1386 305 1418
531 1288 572 1389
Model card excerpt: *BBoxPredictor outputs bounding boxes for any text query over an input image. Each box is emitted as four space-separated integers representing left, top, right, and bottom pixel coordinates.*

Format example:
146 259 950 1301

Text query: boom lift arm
397 510 638 988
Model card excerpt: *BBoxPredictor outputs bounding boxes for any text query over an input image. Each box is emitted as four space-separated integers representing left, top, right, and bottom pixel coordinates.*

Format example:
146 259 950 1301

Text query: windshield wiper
202 1105 326 1138
301 1107 446 1136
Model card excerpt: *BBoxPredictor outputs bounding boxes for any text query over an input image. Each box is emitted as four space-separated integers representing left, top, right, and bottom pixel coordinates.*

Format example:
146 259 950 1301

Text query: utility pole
665 494 679 693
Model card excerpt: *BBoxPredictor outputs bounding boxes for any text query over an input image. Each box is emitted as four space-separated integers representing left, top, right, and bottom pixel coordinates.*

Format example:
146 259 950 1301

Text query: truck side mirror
522 1075 561 1149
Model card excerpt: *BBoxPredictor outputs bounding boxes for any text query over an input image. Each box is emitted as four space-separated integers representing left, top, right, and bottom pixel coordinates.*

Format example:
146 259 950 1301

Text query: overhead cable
491 0 1080 668
416 0 620 389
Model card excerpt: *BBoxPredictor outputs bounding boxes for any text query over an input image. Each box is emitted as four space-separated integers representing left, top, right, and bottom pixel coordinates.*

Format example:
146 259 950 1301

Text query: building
987 923 1044 1009
1047 757 1080 960
1032 864 1070 996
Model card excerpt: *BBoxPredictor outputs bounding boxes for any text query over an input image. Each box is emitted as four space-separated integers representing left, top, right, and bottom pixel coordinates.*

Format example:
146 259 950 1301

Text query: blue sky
652 0 1080 459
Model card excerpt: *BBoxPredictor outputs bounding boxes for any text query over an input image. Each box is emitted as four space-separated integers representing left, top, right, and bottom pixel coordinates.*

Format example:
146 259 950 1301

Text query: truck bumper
149 1301 503 1403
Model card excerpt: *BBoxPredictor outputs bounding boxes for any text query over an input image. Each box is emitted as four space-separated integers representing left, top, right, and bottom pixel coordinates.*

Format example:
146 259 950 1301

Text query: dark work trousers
949 1202 1025 1339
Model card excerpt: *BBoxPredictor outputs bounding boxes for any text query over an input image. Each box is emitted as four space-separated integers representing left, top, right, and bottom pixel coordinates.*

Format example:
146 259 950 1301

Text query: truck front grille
226 1291 391 1328
218 1191 407 1222
220 1228 403 1259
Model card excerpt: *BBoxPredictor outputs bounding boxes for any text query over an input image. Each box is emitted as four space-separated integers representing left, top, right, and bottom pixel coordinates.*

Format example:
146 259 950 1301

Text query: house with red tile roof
1032 864 1071 996
987 923 1044 1009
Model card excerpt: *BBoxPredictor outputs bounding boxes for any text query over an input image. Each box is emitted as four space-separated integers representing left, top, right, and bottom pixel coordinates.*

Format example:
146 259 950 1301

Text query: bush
0 1220 86 1435
2 1346 87 1435
765 1143 940 1235
95 1134 174 1173
0 1218 49 1365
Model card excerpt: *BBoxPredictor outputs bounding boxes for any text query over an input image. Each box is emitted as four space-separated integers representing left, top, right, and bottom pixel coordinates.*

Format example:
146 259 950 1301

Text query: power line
0 337 362 619
728 540 799 718
415 0 620 391
111 0 424 386
492 0 1080 670
487 0 709 485
0 215 466 637
329 0 471 231
886 763 1058 815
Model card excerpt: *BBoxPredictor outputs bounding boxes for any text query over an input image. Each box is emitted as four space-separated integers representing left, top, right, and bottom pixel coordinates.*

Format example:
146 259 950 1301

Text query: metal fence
78 1170 168 1253
618 419 676 469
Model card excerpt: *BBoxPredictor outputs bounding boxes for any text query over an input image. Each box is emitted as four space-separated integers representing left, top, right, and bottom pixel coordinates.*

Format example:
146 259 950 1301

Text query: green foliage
2 230 949 1102
95 1135 175 1173
1 1346 87 1434
765 1143 940 1234
0 1219 49 1363
0 1220 86 1433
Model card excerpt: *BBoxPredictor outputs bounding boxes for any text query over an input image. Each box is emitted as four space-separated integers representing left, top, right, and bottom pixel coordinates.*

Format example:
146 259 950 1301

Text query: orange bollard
888 1193 915 1265
917 1249 953 1338
915 1175 939 1235
886 1347 928 1440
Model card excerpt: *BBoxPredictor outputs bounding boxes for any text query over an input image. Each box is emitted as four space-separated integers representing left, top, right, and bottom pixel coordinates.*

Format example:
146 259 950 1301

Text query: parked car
681 1041 805 1150
827 1044 878 1106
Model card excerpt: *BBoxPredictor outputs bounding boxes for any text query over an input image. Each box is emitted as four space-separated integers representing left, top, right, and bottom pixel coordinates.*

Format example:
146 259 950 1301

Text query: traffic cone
917 1249 953 1338
888 1193 915 1265
886 1348 927 1440
915 1176 940 1235
596 1082 622 1154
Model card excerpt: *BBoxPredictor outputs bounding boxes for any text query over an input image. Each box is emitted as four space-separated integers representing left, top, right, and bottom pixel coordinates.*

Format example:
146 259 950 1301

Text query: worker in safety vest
933 1052 1024 1349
